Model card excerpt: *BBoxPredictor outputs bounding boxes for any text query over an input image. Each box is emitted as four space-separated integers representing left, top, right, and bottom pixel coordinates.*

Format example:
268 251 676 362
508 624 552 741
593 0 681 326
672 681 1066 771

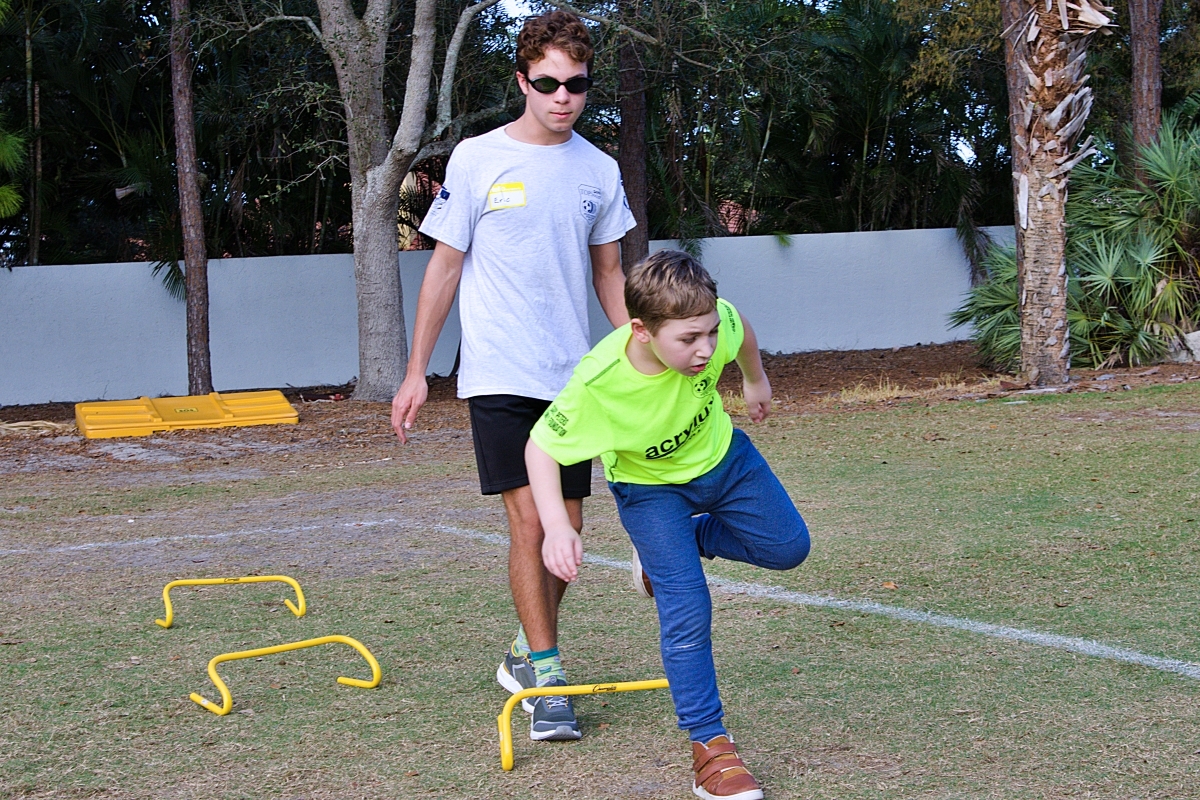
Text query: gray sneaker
530 677 581 741
496 650 538 713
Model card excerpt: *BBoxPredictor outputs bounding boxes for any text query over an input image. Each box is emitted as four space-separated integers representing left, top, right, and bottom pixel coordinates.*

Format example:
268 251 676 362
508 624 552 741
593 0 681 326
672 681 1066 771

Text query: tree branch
433 0 503 139
542 0 715 71
416 102 509 165
245 13 324 43
545 0 657 44
378 0 438 187
363 0 392 39
411 138 456 167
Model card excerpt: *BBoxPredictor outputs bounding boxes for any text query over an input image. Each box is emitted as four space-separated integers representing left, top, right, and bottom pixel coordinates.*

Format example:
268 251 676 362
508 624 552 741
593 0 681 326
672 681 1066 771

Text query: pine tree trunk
618 35 649 270
1001 0 1114 384
1129 0 1163 158
24 16 38 266
170 0 213 395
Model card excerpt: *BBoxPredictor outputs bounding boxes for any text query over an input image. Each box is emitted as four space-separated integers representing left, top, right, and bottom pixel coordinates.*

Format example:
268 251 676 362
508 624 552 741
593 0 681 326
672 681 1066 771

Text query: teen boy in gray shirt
390 10 636 742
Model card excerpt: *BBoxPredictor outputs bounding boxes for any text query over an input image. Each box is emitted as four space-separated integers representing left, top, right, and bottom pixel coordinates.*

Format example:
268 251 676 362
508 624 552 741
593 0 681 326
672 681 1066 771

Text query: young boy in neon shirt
525 250 811 800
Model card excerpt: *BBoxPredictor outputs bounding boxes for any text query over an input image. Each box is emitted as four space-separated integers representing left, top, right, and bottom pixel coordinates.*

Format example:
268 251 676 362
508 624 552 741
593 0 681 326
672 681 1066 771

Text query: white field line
435 525 1200 681
0 518 401 556
5 518 1199 680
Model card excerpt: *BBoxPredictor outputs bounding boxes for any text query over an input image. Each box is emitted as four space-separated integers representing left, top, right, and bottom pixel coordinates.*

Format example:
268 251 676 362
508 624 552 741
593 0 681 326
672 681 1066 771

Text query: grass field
3 384 1200 798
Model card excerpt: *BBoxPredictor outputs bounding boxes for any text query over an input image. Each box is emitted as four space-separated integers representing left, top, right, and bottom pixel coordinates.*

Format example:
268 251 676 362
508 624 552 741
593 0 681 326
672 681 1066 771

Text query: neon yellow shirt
530 299 745 485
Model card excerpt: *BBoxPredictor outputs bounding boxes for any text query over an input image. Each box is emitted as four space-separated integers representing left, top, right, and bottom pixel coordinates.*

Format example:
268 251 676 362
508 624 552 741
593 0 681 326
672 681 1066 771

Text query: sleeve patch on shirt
543 404 569 437
428 186 450 214
487 182 526 211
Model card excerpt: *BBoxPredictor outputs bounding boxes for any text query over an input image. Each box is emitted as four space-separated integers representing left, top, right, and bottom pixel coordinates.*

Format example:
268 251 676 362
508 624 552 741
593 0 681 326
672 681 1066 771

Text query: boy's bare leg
503 486 582 653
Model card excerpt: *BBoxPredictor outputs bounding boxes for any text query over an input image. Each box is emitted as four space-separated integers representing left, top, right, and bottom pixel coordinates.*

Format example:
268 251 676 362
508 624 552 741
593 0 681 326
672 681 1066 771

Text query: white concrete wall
662 226 1014 353
1 260 188 407
0 227 1011 406
0 252 458 405
207 252 463 392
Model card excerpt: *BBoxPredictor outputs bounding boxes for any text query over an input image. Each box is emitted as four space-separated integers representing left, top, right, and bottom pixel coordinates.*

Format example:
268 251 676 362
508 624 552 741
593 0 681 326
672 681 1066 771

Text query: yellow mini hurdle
497 678 669 770
155 575 305 628
190 635 381 716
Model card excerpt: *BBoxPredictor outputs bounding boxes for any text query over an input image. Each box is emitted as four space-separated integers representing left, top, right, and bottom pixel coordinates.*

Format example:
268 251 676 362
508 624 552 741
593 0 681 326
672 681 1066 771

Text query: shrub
954 107 1200 370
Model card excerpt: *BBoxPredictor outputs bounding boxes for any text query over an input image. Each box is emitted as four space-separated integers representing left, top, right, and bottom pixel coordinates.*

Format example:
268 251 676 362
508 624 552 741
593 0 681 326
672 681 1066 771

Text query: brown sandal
691 736 764 800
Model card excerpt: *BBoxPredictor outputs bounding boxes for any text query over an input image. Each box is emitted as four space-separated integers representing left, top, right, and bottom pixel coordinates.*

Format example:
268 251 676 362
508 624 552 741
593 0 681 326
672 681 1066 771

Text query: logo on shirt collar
579 184 601 222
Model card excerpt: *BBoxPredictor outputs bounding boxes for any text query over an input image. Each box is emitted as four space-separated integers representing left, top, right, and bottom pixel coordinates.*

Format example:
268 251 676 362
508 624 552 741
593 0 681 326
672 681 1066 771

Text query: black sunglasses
521 73 593 94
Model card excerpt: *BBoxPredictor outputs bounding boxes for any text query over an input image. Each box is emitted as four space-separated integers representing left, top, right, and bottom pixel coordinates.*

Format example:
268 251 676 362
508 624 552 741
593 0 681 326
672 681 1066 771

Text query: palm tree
999 0 1115 384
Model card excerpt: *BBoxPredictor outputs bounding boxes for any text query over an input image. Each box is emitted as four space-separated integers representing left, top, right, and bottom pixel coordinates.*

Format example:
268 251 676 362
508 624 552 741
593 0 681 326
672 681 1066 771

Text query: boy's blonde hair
625 250 718 333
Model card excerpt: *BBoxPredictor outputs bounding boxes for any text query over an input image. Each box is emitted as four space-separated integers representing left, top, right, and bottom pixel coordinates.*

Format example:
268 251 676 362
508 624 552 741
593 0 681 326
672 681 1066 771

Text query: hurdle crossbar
497 678 669 770
156 575 305 628
189 635 381 716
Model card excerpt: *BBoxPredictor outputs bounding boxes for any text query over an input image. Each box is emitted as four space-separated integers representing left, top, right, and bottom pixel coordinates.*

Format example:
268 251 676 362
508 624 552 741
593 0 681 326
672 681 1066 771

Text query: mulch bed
5 341 1200 428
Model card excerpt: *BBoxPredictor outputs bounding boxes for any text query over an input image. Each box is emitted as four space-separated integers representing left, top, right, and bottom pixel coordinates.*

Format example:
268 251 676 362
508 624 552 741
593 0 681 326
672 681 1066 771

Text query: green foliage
0 0 516 273
573 0 1014 247
0 123 23 218
948 243 1020 368
953 108 1200 370
3 0 1198 276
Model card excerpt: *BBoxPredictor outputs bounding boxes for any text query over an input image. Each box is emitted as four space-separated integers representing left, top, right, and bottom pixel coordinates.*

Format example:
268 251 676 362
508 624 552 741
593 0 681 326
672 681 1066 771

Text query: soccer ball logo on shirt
578 184 601 222
691 362 718 398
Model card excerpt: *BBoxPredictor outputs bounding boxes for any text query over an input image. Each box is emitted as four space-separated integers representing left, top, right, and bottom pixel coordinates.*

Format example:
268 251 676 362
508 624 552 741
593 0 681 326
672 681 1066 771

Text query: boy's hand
734 313 771 422
526 439 580 580
391 376 428 443
743 374 772 423
542 525 583 583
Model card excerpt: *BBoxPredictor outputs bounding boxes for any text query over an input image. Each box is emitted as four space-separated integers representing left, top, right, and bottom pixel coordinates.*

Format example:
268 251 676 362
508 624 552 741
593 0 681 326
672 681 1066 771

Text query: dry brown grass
824 377 913 404
722 390 749 416
0 420 76 435
822 373 1010 405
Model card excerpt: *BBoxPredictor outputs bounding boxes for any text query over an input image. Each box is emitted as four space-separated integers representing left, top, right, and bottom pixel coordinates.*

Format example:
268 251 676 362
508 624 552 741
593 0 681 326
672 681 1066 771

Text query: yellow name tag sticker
487 182 527 211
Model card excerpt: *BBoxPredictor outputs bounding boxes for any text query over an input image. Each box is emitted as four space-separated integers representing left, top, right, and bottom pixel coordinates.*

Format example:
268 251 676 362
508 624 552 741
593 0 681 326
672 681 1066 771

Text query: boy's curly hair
625 250 718 333
516 11 594 76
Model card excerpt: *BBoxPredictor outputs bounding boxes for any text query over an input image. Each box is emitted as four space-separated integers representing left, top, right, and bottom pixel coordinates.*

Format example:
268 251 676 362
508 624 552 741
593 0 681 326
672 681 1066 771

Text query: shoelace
543 694 570 711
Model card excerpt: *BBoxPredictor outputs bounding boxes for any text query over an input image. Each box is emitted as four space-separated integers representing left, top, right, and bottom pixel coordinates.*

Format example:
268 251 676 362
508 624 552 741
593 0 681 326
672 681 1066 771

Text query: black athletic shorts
467 394 593 498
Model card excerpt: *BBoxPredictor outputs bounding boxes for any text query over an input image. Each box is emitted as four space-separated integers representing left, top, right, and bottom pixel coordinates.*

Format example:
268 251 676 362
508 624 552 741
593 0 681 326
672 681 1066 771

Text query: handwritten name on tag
487 182 527 211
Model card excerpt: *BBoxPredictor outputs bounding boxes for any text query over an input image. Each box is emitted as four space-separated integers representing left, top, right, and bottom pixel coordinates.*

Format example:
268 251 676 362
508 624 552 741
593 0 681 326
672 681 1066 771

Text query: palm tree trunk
1001 0 1114 384
170 0 212 395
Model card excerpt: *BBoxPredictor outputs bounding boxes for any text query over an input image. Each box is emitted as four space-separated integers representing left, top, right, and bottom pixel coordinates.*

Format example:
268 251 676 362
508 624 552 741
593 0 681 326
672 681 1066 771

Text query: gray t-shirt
419 126 637 400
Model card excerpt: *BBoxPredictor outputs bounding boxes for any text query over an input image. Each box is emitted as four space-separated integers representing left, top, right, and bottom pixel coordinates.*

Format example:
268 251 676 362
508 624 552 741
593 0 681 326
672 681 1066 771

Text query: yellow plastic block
75 390 298 439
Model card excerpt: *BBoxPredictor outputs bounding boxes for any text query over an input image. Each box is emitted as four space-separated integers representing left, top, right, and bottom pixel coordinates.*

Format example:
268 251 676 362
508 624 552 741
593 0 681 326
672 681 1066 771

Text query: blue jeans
608 429 810 743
